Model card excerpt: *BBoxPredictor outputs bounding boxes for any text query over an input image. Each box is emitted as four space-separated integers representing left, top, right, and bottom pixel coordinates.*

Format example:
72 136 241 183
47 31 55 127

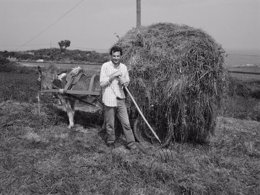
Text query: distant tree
58 40 71 52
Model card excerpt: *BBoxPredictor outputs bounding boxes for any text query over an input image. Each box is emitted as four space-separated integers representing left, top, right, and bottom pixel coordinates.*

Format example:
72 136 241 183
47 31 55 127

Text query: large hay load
116 23 226 145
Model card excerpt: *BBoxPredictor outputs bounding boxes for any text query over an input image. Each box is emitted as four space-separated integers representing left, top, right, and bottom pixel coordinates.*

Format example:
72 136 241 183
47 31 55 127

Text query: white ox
38 64 103 128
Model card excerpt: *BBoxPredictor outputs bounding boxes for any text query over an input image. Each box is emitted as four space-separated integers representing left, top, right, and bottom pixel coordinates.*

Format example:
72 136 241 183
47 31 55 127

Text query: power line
18 0 85 50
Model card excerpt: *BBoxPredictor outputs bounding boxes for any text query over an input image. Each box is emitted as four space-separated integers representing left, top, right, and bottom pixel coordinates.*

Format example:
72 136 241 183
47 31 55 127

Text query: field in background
19 61 101 73
228 65 260 82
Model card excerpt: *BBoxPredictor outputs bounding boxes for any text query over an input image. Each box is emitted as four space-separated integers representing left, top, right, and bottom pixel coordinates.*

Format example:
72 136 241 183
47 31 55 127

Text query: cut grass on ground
0 72 38 103
0 101 259 194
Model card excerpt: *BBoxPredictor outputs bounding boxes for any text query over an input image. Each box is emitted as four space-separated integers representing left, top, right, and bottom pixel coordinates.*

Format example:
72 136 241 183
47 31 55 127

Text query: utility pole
136 0 141 29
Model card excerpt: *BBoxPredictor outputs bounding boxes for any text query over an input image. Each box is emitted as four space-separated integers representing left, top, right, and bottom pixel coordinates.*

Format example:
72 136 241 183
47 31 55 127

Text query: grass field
0 100 259 194
0 72 39 103
228 65 260 82
0 65 259 194
18 61 101 73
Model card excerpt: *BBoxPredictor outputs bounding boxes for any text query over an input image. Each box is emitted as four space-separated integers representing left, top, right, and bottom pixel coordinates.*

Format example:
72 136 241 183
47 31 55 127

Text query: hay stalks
116 23 226 144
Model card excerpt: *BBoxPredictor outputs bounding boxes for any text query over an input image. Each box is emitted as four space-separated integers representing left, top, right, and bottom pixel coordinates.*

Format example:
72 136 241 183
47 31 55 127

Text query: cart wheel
133 116 157 143
133 116 144 142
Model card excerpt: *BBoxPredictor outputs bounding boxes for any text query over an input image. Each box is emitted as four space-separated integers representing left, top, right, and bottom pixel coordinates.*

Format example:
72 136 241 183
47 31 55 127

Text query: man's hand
109 70 122 82
119 77 129 87
59 89 67 94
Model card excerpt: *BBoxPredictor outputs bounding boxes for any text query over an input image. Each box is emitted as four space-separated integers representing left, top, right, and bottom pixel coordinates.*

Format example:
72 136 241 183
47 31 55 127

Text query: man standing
100 46 137 150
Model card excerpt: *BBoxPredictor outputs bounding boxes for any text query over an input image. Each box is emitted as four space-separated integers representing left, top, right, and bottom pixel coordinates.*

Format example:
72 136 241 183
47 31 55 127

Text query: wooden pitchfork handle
123 86 161 144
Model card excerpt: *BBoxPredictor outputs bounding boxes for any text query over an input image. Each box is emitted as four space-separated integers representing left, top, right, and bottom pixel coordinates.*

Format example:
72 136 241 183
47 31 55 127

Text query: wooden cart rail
41 89 100 96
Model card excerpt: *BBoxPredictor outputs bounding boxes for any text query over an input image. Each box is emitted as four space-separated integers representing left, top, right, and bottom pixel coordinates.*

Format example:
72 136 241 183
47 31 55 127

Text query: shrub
0 56 10 65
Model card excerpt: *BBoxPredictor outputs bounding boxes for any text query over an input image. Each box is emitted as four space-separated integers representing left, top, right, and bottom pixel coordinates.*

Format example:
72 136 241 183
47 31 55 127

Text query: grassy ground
0 100 259 194
0 66 259 194
0 72 39 103
220 73 260 121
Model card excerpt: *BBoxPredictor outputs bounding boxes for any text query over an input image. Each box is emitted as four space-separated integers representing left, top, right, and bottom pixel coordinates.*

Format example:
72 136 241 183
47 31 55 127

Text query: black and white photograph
0 0 259 194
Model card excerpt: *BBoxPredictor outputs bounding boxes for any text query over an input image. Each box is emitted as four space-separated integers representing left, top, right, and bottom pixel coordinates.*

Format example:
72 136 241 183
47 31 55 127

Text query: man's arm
100 65 122 88
100 64 109 88
119 66 130 87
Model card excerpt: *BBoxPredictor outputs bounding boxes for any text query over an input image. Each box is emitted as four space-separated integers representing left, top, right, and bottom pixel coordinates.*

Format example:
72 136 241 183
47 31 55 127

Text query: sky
0 0 259 52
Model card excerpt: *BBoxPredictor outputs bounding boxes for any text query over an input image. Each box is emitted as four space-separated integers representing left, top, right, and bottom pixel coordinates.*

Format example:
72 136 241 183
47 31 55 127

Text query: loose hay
116 23 226 144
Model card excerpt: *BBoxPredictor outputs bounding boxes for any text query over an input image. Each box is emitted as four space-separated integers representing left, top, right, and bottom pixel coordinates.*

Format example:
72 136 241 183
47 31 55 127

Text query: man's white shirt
100 61 130 107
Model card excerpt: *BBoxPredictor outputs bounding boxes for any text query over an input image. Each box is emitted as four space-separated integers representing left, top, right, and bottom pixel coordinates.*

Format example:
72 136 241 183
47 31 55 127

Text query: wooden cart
38 67 158 143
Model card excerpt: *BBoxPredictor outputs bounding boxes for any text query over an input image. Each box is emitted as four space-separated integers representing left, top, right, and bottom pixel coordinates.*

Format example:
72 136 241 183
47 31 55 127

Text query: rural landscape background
0 44 259 194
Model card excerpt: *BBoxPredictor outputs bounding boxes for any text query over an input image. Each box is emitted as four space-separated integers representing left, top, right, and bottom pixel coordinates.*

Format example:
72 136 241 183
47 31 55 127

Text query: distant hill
0 48 110 64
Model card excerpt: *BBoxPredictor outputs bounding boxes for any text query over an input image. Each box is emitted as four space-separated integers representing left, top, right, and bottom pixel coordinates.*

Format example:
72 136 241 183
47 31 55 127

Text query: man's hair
110 45 123 56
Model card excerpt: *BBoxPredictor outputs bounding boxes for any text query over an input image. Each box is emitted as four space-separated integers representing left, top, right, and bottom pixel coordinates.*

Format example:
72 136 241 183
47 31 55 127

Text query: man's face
111 51 121 66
